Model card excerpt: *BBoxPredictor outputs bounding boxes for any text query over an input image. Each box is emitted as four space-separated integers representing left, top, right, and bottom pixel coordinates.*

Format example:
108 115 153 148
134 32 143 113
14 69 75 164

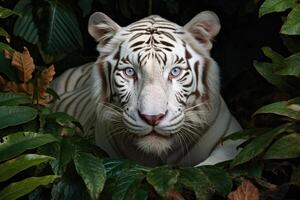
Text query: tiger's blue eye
170 67 182 78
124 67 136 77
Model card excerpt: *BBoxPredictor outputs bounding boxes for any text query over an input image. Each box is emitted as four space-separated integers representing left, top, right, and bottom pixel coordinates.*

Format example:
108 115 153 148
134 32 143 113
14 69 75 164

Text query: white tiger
51 11 242 166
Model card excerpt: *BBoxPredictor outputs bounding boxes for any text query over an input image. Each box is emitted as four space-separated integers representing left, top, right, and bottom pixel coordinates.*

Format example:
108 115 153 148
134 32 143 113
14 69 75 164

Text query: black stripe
64 67 78 92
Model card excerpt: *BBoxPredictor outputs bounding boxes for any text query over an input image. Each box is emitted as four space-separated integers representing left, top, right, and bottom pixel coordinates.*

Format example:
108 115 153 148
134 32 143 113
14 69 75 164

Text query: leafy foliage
0 0 300 199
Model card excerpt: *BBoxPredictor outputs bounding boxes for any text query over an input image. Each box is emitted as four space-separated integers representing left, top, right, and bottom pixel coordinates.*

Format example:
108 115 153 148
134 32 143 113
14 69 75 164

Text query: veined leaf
0 154 54 182
222 128 270 141
0 6 20 18
10 47 35 82
264 133 300 159
259 0 296 17
0 106 37 129
112 166 145 200
44 112 83 132
178 167 212 199
0 132 58 162
13 0 39 45
0 42 14 52
281 6 300 35
230 123 292 167
262 47 284 65
228 179 259 200
146 166 179 197
0 92 31 106
0 27 9 38
51 177 90 200
254 61 296 92
254 98 300 121
74 152 106 200
0 175 59 200
130 188 148 200
200 166 232 197
37 0 83 63
276 52 300 77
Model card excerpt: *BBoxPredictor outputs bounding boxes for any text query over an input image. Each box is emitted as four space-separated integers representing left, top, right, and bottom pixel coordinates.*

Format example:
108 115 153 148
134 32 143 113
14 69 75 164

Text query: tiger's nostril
139 111 166 126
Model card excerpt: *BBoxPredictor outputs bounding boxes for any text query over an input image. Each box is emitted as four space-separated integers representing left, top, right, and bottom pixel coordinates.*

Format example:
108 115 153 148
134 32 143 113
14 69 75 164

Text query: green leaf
264 133 300 159
13 0 39 45
276 53 300 77
74 152 106 200
281 6 300 35
0 106 37 129
0 154 54 182
0 92 31 106
52 138 75 174
230 123 292 167
129 188 148 200
287 98 300 113
37 0 83 63
254 98 300 121
0 42 14 52
0 6 20 18
178 167 212 199
262 47 284 65
78 0 93 17
51 177 90 200
0 27 9 38
231 161 264 178
199 166 232 197
254 61 296 92
259 0 296 17
112 165 145 200
0 132 58 162
0 175 59 200
46 88 60 100
44 112 83 131
222 128 270 141
146 166 179 197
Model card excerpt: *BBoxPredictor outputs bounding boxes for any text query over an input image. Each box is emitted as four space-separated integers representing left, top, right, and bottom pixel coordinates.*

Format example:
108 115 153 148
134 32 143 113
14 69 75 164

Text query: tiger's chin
135 134 173 156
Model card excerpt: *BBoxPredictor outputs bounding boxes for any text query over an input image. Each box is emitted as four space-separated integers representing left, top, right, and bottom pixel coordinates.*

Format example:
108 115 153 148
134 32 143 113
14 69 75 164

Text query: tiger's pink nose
139 112 166 126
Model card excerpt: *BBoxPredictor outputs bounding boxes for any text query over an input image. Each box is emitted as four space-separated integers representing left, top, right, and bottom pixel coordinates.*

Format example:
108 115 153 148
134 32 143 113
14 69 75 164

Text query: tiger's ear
184 11 220 50
88 12 121 45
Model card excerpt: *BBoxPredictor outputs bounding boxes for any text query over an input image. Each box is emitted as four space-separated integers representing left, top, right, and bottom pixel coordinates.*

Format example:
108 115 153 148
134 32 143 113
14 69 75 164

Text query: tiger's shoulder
51 62 94 96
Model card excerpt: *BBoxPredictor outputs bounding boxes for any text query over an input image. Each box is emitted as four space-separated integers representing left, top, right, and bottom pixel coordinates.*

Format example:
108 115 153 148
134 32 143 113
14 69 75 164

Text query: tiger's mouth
141 131 173 139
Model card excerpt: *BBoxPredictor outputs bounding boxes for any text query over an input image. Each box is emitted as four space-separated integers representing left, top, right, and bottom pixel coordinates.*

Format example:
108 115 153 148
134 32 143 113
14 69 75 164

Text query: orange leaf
11 47 35 82
38 65 55 96
18 83 34 96
228 179 260 200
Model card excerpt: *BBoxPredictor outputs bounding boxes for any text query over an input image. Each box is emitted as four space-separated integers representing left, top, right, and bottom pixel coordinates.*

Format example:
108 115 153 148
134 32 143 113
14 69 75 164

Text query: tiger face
89 11 221 156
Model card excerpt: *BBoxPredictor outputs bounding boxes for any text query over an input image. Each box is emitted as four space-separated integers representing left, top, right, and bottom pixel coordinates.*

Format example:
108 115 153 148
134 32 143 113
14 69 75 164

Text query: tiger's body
51 12 242 166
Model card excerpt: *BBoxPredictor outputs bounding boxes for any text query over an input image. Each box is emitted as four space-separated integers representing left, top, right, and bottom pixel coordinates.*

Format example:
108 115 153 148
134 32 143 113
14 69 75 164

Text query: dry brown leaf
38 65 55 95
166 190 185 200
11 47 35 82
1 48 55 105
228 179 260 200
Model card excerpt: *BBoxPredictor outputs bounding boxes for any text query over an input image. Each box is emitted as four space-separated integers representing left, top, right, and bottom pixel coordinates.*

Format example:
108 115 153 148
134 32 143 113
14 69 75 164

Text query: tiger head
89 12 221 156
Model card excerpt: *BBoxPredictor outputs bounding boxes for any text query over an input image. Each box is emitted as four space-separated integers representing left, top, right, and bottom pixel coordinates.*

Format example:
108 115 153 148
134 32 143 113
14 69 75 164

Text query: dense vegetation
0 0 299 199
